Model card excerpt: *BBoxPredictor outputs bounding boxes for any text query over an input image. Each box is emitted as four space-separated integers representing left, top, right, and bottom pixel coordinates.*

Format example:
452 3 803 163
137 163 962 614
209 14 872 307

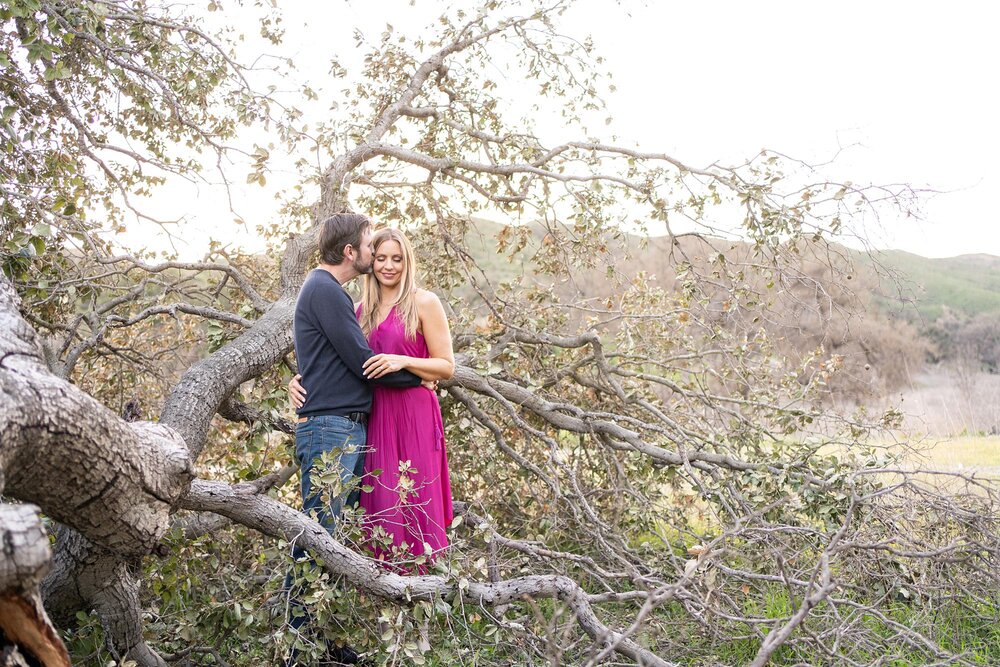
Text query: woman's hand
363 353 409 379
288 373 306 410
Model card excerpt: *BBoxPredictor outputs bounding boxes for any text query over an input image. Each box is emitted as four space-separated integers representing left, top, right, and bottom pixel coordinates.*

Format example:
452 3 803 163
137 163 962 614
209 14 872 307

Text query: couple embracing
285 213 454 664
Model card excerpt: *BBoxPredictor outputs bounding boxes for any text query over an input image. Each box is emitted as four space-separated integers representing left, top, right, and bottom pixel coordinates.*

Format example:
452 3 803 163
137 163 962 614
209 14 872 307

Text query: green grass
639 584 1000 666
913 435 1000 469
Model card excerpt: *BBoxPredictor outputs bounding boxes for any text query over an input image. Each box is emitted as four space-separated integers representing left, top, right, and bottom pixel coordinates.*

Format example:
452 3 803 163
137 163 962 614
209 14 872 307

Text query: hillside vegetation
862 250 1000 322
452 218 927 404
461 218 1000 319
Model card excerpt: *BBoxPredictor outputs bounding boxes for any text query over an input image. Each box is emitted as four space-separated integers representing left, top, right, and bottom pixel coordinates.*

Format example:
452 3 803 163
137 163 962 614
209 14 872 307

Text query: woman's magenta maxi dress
359 305 453 565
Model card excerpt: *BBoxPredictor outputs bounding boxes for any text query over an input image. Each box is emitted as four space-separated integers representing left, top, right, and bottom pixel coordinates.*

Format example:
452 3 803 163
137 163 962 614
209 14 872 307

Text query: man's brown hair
318 213 370 265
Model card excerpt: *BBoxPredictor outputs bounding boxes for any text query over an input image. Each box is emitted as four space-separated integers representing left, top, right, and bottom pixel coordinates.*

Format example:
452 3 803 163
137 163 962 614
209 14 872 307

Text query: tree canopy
2 2 998 666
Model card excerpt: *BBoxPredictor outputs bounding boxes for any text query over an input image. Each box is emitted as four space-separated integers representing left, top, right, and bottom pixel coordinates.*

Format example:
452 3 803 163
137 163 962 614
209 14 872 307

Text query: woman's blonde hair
360 228 420 340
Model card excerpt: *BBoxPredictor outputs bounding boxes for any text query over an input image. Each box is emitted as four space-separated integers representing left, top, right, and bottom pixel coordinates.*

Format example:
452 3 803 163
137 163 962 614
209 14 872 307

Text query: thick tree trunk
3 209 347 665
41 529 166 667
1 278 190 555
1 277 191 664
159 298 295 457
0 504 71 667
0 279 192 557
3 256 297 663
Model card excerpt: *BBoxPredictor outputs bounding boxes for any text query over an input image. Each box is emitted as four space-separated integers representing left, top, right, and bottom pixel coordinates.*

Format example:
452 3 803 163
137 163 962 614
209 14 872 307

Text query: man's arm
288 373 436 410
369 363 422 387
312 286 422 387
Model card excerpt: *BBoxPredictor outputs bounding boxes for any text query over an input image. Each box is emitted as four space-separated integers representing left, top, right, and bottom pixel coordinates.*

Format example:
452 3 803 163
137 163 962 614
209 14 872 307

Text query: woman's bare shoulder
414 288 442 307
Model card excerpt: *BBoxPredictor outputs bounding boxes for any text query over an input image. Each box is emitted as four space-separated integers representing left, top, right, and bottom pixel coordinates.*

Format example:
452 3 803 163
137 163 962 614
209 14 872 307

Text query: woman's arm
363 291 455 381
287 372 436 410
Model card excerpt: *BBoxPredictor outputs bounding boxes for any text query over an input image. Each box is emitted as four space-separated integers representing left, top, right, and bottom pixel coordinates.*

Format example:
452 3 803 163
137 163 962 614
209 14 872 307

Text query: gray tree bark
1 277 192 665
1 223 326 665
182 479 674 667
0 196 334 666
0 503 71 667
0 280 192 557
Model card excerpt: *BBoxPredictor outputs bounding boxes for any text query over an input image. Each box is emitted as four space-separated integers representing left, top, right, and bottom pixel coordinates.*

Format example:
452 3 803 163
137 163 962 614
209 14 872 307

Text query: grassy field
909 435 1000 471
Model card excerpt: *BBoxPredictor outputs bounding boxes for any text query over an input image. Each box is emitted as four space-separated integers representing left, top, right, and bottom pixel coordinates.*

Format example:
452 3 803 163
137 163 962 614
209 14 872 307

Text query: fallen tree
2 1 999 666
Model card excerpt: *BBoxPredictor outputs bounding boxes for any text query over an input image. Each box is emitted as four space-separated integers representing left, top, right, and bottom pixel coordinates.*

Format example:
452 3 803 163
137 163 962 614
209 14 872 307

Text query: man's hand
421 379 438 392
288 373 306 410
362 353 409 379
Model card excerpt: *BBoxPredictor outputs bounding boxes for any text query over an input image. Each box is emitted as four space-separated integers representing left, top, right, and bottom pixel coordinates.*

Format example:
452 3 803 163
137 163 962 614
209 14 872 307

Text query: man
286 212 421 666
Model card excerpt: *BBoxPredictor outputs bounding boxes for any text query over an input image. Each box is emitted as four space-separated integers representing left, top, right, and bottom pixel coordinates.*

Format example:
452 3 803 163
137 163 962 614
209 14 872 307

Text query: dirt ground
881 365 1000 437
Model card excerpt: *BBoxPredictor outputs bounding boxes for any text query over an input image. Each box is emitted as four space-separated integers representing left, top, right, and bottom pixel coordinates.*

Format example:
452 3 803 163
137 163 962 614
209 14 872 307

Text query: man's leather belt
296 411 368 426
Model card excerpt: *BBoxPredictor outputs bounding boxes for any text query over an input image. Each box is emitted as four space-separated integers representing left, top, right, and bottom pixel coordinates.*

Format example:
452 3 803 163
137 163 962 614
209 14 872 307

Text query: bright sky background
129 0 999 260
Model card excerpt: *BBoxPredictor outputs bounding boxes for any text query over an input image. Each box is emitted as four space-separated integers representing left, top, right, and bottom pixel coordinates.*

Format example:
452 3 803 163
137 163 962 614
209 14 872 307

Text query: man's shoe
323 643 373 666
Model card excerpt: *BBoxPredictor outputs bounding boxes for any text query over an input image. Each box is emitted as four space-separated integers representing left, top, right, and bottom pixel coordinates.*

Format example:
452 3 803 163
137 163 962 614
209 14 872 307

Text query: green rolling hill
455 217 1000 325
861 250 1000 322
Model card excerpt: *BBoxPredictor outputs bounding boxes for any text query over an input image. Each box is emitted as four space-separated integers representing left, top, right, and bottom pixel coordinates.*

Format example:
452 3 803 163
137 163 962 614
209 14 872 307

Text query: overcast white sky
130 0 999 259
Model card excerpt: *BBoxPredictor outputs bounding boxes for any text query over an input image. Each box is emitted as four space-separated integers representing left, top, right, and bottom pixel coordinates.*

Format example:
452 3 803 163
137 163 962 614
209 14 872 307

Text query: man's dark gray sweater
294 269 420 417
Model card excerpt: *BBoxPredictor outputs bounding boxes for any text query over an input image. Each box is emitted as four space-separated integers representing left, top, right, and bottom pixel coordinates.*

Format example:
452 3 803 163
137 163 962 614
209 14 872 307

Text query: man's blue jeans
283 414 367 634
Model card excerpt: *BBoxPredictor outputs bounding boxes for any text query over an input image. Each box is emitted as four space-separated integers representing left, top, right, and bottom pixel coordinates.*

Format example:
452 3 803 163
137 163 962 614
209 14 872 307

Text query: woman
291 228 455 567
